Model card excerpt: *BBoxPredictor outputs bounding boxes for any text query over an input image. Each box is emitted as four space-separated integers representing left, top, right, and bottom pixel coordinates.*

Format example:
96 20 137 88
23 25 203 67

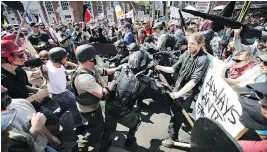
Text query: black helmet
128 51 143 69
58 24 65 31
48 47 68 63
127 43 140 52
74 22 80 27
75 44 97 61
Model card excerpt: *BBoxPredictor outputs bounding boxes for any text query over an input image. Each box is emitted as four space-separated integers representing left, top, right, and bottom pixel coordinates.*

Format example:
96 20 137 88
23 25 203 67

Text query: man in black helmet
71 44 120 151
42 47 84 129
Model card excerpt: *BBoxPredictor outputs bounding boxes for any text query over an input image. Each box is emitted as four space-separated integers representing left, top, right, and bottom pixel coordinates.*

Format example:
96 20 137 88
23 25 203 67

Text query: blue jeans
46 145 57 152
51 90 82 126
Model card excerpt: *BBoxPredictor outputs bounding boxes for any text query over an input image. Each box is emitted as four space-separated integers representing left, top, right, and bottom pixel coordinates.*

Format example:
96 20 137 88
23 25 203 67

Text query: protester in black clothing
155 32 209 147
27 22 52 53
89 27 109 43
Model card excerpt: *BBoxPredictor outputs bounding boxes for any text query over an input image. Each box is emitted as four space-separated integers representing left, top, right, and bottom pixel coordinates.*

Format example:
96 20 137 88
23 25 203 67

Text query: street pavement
43 88 191 152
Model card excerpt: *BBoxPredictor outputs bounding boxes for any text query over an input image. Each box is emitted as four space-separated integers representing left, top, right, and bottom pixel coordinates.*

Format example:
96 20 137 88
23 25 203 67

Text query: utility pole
152 1 155 20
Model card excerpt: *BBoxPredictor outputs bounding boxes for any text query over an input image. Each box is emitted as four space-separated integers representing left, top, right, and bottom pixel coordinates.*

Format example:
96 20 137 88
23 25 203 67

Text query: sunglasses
232 59 244 63
12 53 25 59
41 58 49 61
258 58 267 66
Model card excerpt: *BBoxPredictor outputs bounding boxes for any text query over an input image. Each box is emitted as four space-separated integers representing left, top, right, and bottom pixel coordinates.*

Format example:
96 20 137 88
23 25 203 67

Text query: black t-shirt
172 50 209 99
27 31 50 46
1 67 30 99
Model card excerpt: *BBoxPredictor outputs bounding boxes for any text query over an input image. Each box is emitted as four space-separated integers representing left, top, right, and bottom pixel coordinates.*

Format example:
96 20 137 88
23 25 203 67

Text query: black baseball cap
29 22 39 27
237 82 267 130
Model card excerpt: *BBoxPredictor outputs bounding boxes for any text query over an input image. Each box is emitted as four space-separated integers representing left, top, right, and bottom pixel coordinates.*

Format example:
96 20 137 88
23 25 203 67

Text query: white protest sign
170 6 179 20
195 55 245 138
196 1 210 13
138 11 144 16
155 1 162 11
143 14 150 22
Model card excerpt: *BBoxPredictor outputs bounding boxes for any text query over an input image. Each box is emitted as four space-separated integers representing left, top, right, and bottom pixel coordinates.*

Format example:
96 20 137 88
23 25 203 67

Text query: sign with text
196 1 210 13
195 56 245 138
155 1 162 10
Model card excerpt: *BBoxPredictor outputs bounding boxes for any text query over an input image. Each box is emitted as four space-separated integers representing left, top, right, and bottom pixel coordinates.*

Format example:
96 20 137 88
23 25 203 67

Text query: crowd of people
1 8 267 152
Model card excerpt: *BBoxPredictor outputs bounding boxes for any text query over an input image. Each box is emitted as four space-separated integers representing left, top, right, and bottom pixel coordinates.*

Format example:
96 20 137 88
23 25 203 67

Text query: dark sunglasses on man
232 58 244 63
257 58 267 66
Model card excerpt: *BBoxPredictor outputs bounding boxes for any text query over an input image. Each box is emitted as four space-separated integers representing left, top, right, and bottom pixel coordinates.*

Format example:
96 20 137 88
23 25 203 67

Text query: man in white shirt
43 47 83 128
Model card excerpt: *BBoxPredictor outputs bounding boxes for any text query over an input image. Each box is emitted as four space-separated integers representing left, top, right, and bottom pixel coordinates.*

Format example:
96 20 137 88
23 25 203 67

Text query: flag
113 1 124 19
83 4 91 22
126 10 134 19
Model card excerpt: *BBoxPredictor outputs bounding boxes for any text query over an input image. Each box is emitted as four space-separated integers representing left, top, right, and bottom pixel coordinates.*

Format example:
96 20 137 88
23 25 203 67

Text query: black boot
124 119 141 147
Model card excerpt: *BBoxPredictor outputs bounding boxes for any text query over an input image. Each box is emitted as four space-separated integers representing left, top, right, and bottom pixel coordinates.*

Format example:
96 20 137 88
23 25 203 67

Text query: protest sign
195 55 245 138
155 1 162 11
196 1 210 13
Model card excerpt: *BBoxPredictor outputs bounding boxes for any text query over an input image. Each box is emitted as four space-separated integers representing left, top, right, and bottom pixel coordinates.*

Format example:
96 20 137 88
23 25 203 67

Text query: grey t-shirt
7 99 47 148
74 67 102 113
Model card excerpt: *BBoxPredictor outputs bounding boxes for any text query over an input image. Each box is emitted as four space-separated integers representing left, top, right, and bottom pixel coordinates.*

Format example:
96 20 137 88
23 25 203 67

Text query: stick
15 1 30 45
234 128 249 140
173 142 191 148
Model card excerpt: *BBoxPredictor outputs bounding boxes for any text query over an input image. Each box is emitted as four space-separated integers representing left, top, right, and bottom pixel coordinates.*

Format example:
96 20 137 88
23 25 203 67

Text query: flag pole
15 1 30 45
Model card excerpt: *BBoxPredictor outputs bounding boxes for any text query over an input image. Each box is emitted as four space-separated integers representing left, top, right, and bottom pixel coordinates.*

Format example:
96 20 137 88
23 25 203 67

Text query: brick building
2 1 138 25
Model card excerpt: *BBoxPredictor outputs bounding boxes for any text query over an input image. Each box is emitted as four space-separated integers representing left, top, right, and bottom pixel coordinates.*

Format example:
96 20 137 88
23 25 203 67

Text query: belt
50 89 68 96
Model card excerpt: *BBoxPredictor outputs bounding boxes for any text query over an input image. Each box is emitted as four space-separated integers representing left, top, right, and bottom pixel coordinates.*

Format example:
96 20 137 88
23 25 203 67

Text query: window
106 1 111 11
96 1 103 14
126 3 130 12
121 2 125 12
65 15 71 19
45 1 55 14
6 7 12 14
61 1 70 10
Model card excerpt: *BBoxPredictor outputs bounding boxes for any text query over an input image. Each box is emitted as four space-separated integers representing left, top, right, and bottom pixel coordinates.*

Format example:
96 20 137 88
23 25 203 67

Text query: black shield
191 117 243 152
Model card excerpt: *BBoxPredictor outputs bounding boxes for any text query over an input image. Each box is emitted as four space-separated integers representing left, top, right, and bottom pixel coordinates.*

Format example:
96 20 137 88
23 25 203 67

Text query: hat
153 22 163 29
124 23 131 29
170 20 179 26
237 82 267 130
259 55 267 62
1 109 17 132
29 22 38 27
38 23 44 26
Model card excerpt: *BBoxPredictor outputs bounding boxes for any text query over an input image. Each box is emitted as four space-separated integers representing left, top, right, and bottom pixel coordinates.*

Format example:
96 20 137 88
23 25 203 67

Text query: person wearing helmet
119 42 141 65
1 42 61 150
144 22 175 52
41 47 84 130
71 44 119 151
108 40 129 67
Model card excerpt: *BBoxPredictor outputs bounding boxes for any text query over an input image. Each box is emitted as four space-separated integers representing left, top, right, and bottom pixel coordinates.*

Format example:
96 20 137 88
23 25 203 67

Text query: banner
113 1 124 19
196 1 210 13
155 1 162 11
126 10 134 19
170 6 195 20
194 55 245 138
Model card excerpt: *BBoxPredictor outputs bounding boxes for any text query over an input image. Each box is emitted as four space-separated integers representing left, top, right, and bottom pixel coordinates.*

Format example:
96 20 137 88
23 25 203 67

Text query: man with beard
1 40 61 147
155 33 209 147
234 26 267 57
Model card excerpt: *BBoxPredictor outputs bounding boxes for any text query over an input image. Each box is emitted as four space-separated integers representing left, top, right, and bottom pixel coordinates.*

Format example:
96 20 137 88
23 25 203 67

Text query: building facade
2 1 138 25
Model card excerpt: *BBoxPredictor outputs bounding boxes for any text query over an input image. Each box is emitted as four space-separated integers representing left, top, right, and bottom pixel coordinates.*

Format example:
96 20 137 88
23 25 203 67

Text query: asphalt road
42 88 191 152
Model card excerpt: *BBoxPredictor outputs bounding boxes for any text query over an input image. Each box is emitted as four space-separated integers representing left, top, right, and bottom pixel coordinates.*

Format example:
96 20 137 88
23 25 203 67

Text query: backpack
115 66 140 106
165 33 176 48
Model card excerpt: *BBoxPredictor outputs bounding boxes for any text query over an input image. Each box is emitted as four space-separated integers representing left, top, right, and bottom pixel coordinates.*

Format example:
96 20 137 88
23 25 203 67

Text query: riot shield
190 117 243 152
91 43 117 57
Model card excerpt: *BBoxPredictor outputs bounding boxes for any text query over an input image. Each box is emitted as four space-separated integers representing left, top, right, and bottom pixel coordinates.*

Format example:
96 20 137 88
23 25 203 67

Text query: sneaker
162 137 175 148
124 136 136 147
